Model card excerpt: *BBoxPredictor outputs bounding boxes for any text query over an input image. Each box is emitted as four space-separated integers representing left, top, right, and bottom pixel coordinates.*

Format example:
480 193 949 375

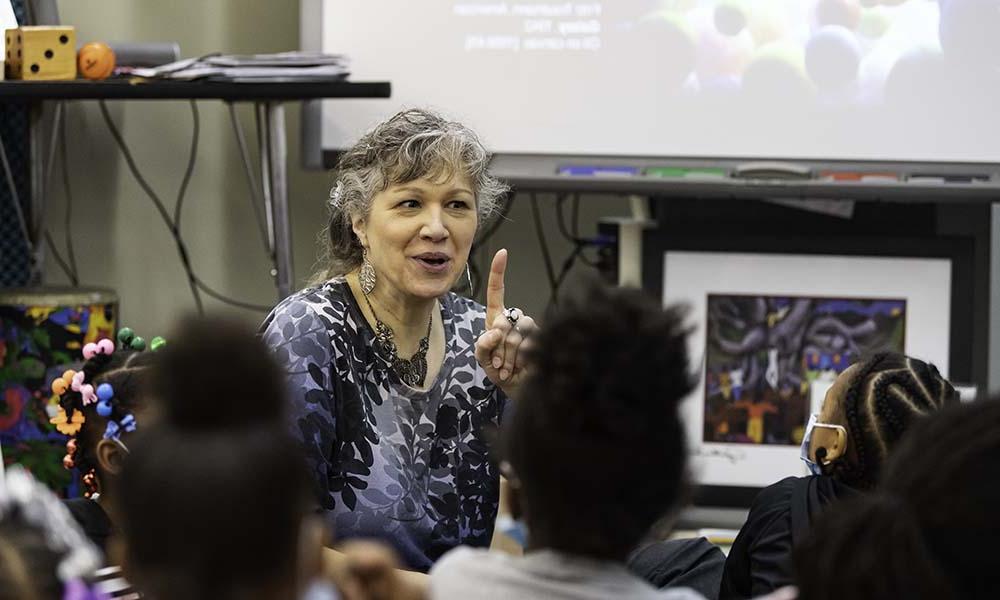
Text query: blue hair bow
102 413 136 440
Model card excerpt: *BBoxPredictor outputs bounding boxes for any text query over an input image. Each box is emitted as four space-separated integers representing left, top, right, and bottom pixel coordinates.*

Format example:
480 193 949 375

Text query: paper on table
131 53 350 81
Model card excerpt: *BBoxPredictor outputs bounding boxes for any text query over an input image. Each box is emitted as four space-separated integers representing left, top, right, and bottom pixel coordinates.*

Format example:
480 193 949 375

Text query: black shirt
718 475 857 599
629 537 726 599
63 497 113 557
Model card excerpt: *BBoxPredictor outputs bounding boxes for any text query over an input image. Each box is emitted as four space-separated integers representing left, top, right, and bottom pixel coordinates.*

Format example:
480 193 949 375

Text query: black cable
99 101 271 314
32 101 64 244
99 100 204 314
193 278 272 311
554 193 574 242
227 102 271 255
173 100 199 232
529 192 557 293
569 193 599 267
43 230 78 286
554 193 599 269
571 193 581 239
59 102 79 282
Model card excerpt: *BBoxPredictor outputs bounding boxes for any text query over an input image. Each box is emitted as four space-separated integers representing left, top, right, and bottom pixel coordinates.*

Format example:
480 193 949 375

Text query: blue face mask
495 514 528 548
800 413 823 476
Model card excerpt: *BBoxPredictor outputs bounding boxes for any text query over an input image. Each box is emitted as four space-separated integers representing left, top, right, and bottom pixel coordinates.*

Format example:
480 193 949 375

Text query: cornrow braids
832 352 957 489
795 400 1000 600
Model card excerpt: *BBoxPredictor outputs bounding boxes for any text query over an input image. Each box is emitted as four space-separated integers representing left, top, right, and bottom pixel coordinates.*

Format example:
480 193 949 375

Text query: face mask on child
495 514 528 548
800 414 823 476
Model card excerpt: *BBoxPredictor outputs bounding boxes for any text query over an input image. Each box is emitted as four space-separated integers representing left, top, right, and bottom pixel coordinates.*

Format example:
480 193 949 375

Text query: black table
0 78 391 298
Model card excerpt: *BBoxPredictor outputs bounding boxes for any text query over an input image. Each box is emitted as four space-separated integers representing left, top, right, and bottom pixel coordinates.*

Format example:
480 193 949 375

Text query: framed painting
662 251 951 490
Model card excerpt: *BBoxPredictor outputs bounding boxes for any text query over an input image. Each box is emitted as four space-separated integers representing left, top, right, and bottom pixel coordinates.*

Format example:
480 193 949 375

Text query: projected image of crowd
617 0 998 107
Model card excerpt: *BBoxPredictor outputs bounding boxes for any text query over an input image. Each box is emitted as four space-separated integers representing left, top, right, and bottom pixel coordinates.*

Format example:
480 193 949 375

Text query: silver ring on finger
504 307 523 327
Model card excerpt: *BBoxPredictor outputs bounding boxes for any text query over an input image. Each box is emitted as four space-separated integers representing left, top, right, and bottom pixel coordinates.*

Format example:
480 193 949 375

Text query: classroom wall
44 1 615 335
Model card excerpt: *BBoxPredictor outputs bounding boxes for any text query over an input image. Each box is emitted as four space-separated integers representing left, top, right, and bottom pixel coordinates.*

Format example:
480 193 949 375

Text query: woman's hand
328 543 427 600
474 249 537 396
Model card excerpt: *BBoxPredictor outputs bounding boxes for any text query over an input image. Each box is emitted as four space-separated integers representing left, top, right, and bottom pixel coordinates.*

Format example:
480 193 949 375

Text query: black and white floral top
260 278 508 571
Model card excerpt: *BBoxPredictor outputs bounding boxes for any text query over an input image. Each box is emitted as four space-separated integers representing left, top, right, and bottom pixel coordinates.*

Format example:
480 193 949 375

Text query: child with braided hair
719 352 959 599
794 398 1000 600
50 327 164 557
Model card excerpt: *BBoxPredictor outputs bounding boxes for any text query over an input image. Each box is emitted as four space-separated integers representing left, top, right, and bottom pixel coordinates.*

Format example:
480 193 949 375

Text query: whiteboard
303 0 1000 164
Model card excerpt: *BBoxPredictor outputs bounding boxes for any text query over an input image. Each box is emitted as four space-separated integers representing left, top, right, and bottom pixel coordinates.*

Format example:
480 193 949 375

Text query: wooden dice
5 26 77 80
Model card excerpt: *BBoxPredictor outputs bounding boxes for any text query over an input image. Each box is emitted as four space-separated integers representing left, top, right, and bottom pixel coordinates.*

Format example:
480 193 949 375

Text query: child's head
117 316 318 600
502 281 694 561
795 399 1000 600
51 331 160 498
809 352 958 488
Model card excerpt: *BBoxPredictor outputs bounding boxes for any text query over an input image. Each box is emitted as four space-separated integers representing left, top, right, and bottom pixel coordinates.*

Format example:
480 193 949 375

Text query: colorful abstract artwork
0 300 116 493
704 294 905 446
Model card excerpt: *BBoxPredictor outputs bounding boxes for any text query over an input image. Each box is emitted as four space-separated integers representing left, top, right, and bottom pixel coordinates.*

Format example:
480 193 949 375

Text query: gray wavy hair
311 108 509 283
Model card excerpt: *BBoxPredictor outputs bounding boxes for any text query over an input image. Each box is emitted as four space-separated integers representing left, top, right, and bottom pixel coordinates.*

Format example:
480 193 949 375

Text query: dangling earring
465 262 474 296
359 248 376 295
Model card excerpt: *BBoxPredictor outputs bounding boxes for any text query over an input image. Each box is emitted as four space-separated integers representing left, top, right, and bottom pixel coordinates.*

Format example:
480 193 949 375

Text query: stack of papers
131 52 350 82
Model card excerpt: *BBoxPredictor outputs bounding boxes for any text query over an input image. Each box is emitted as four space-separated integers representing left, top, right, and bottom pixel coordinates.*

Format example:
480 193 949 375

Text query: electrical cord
99 100 272 313
173 100 199 232
571 193 581 238
44 229 77 285
98 100 204 314
59 102 79 283
227 102 272 256
555 193 600 268
529 192 557 295
37 101 85 287
32 101 64 244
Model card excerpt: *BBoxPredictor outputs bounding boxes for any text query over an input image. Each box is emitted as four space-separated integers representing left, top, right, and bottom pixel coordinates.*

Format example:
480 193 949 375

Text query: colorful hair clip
95 382 114 417
82 339 115 360
117 327 135 346
79 384 97 406
96 400 112 418
103 413 136 441
51 376 69 396
71 371 85 392
96 383 113 403
50 406 85 436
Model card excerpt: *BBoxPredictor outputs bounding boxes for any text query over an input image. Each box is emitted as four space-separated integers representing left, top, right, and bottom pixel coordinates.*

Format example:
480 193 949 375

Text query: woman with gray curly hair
260 108 536 578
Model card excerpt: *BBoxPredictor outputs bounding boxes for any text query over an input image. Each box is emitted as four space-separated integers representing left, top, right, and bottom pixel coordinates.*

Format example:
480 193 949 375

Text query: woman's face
353 174 477 300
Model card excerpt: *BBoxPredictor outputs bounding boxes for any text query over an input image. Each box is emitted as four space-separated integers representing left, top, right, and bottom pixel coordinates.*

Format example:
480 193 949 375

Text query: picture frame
626 199 985 507
662 251 951 491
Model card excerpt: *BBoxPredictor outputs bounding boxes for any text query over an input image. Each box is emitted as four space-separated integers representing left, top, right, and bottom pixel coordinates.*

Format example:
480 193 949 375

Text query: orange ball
77 42 116 80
